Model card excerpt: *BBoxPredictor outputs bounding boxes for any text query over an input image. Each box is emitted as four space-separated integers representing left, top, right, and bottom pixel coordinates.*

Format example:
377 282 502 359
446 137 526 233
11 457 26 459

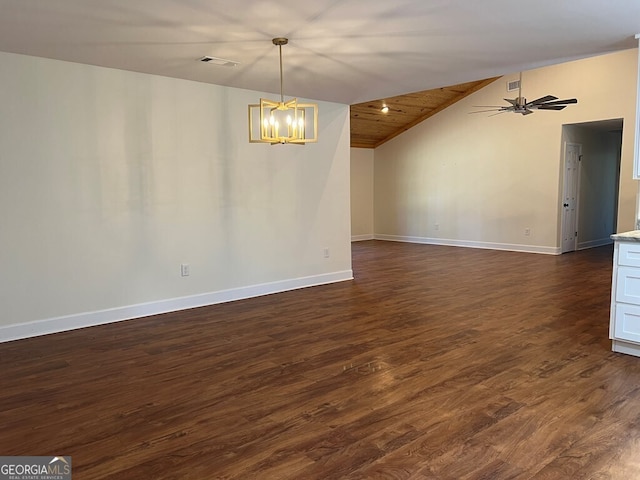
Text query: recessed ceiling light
199 56 240 67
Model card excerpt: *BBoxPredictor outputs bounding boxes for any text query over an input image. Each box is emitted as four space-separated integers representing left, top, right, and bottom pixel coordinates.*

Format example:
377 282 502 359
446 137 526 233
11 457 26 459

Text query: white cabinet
610 238 640 356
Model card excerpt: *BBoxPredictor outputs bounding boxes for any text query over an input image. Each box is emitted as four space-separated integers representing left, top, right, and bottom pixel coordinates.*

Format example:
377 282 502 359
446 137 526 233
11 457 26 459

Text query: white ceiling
0 0 638 105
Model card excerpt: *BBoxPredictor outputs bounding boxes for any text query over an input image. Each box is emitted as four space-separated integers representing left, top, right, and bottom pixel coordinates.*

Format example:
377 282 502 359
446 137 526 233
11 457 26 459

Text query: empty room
2 1 640 478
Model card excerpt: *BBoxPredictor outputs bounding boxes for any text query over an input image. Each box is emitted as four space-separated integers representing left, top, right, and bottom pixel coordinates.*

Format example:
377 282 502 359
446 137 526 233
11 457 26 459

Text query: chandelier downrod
273 37 288 104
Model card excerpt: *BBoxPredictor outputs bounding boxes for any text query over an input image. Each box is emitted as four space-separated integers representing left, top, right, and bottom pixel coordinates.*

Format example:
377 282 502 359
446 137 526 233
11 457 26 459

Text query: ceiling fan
472 72 577 116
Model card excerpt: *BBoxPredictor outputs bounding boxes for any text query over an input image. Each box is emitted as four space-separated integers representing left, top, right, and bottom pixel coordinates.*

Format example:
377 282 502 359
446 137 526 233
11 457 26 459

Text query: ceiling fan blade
538 98 578 107
527 95 558 106
504 98 518 106
489 110 511 117
536 105 567 110
469 110 498 114
469 107 511 114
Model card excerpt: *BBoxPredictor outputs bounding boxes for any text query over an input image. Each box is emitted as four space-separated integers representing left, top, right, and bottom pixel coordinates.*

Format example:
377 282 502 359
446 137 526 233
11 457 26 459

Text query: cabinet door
615 266 640 304
614 304 640 343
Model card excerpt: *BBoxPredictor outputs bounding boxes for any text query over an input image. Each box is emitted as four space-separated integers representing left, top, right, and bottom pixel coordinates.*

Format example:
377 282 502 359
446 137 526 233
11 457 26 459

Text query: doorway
561 119 622 253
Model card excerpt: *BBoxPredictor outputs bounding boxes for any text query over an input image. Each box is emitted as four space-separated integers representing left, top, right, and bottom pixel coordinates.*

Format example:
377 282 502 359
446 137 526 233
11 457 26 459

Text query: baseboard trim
612 339 640 358
578 237 613 250
373 234 561 255
0 270 354 343
351 234 374 242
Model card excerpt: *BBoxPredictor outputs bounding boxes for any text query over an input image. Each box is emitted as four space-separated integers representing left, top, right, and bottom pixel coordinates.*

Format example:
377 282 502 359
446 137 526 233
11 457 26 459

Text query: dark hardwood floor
2 241 640 479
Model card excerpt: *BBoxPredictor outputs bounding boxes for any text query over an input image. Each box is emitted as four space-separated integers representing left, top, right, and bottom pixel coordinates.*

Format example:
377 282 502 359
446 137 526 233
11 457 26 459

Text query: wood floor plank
3 241 640 478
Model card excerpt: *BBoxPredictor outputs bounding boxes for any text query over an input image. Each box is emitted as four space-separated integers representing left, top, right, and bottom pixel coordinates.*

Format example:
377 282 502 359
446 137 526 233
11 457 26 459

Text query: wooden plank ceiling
350 77 499 148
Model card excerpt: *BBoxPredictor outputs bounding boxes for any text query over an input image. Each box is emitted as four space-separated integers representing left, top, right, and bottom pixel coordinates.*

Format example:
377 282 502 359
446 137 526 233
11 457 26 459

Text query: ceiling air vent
507 79 520 92
199 56 239 67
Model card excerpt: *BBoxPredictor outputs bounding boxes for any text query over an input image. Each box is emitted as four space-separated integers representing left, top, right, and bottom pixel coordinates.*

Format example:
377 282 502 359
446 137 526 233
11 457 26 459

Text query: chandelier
248 38 318 144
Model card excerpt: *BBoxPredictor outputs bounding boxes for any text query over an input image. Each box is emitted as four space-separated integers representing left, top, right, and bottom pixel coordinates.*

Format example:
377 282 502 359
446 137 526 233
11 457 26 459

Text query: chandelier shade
248 38 318 145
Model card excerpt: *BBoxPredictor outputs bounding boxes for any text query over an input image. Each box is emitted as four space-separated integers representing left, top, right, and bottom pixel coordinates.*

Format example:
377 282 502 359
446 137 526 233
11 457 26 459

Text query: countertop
611 230 640 241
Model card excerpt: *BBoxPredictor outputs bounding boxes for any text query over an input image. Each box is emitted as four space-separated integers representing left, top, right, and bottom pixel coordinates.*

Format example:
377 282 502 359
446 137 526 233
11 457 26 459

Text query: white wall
350 147 374 240
374 49 638 254
0 52 352 341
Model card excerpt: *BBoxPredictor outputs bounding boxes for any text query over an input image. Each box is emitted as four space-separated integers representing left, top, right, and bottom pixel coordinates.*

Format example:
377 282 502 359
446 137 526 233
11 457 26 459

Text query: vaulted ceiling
0 0 638 146
350 77 499 148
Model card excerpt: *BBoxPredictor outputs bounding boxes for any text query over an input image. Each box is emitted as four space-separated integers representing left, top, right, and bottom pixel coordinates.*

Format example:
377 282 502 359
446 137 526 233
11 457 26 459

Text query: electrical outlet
323 247 330 258
181 263 190 276
524 228 531 236
435 223 440 231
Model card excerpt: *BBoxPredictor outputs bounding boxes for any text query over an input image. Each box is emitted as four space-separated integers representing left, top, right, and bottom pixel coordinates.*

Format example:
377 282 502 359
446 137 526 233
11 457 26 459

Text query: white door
561 143 581 253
